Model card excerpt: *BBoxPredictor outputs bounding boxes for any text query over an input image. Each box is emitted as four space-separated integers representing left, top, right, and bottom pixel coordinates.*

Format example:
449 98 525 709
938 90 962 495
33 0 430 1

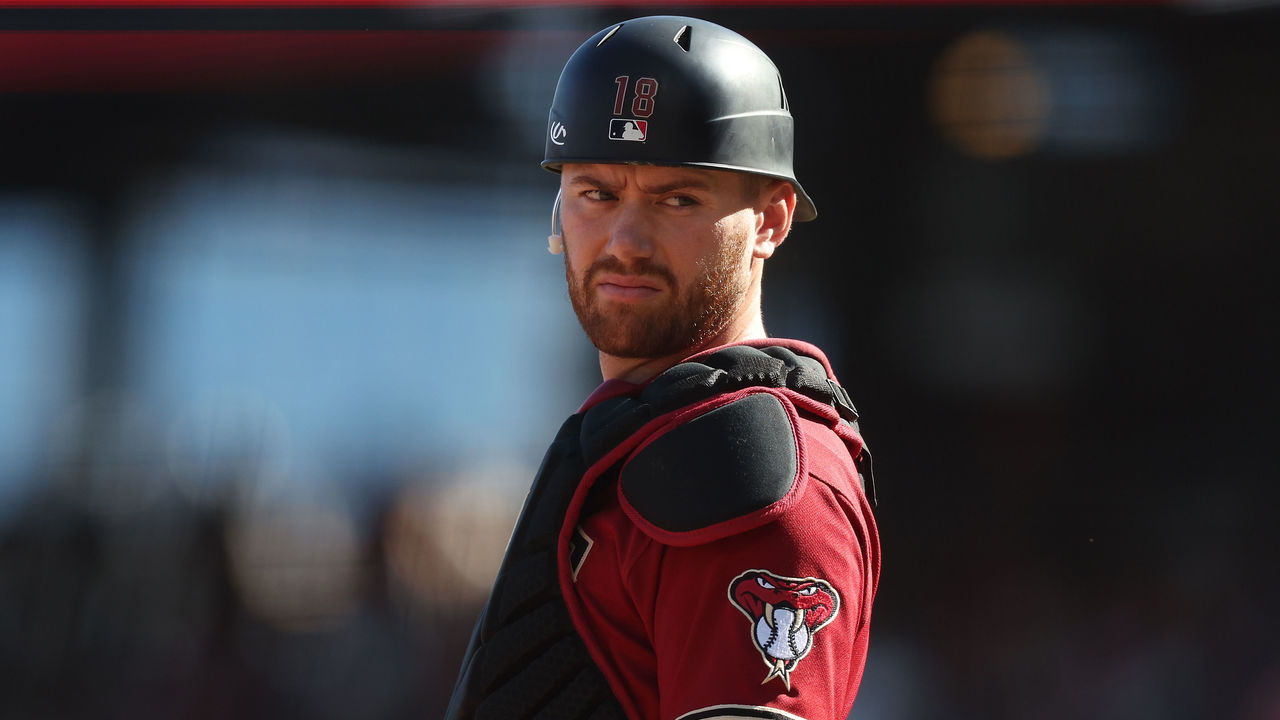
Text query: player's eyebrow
563 171 713 195
638 178 712 195
563 172 611 188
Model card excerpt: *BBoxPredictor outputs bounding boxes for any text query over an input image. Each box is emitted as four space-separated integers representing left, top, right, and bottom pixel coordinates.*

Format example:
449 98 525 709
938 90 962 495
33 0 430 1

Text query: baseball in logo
728 570 841 690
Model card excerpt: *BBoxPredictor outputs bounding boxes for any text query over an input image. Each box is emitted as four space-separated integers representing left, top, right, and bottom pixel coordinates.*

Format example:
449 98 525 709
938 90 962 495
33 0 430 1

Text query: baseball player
446 16 880 720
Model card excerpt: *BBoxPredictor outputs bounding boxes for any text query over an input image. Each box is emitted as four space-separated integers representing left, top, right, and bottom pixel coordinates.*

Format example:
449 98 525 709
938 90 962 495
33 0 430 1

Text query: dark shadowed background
1 2 1276 718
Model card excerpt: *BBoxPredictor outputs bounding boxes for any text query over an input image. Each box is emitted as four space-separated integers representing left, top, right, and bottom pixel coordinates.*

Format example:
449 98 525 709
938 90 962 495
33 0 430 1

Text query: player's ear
752 179 795 260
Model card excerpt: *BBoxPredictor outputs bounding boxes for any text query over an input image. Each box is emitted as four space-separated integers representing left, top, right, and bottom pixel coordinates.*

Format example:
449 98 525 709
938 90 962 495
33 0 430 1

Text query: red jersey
561 340 880 720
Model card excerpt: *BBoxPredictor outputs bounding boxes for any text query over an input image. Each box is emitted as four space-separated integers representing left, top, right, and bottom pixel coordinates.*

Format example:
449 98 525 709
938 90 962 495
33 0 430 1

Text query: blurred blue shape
1029 27 1180 154
123 132 585 501
0 199 86 520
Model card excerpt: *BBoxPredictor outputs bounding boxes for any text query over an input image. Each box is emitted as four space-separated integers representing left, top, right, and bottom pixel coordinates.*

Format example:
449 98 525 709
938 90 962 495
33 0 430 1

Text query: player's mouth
594 273 664 301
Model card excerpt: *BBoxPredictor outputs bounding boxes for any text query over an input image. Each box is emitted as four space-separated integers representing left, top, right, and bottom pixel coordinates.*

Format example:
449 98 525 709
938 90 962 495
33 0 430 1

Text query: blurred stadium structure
0 2 1277 718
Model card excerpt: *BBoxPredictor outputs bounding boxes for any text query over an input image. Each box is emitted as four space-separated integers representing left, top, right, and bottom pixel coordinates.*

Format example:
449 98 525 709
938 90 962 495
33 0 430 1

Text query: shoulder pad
618 391 803 546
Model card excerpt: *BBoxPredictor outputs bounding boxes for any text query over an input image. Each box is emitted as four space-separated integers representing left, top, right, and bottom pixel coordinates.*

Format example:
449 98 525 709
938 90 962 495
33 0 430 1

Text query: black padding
581 395 655 467
445 414 627 720
620 393 797 533
634 346 859 428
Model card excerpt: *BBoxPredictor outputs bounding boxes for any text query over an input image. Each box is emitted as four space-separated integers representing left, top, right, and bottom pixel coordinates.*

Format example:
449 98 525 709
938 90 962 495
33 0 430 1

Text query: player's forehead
561 163 755 194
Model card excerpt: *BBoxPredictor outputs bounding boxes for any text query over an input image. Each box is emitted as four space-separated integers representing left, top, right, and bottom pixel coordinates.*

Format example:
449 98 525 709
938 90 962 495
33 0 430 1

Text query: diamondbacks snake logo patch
728 569 841 690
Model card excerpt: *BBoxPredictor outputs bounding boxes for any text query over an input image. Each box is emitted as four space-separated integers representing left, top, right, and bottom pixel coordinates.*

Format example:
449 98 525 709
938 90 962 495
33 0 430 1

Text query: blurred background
0 1 1277 718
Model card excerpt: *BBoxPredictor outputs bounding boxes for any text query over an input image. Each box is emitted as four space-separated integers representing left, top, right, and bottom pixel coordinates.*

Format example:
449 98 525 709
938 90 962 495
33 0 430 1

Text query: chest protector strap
443 345 871 720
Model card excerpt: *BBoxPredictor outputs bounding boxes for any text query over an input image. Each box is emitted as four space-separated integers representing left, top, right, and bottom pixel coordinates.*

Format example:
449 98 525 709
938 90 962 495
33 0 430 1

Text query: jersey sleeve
636 464 876 720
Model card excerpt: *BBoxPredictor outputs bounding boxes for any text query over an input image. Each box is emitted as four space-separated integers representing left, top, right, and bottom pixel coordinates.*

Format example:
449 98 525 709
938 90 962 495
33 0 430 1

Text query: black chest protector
443 345 873 720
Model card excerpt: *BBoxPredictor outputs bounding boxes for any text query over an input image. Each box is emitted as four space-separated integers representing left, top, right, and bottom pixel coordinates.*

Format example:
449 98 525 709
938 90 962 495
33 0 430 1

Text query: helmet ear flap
548 189 564 255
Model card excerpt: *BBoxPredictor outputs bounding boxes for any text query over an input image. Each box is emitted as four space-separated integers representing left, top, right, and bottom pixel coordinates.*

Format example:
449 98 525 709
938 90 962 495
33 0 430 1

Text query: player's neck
598 314 767 384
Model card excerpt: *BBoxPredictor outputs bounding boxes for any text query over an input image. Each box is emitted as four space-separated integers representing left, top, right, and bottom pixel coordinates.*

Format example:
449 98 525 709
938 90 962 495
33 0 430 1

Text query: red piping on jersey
615 387 810 548
579 378 643 413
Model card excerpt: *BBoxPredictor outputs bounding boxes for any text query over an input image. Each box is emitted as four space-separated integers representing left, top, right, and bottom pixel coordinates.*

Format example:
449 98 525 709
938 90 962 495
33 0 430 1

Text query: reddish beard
565 233 750 360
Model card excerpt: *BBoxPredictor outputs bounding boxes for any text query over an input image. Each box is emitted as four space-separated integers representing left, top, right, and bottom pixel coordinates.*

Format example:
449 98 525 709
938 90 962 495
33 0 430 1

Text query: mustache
586 256 677 289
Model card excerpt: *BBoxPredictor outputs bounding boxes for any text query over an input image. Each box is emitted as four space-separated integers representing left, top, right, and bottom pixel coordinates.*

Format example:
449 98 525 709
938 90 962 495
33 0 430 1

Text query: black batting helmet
542 16 817 221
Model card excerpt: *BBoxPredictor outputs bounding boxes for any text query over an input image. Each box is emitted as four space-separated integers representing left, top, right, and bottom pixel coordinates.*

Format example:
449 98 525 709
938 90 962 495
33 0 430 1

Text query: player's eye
583 189 615 201
757 577 775 590
798 587 818 596
661 194 697 207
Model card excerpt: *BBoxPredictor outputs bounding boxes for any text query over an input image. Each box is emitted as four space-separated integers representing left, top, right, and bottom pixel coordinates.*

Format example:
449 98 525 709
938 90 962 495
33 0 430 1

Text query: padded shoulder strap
646 345 860 423
579 344 875 545
618 391 801 544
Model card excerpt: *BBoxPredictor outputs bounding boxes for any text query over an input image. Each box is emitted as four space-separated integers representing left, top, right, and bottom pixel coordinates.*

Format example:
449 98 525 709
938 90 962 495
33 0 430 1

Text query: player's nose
603 200 655 261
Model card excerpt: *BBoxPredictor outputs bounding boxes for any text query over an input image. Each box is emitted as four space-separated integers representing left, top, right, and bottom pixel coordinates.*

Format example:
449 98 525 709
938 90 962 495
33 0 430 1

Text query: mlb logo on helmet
609 119 647 142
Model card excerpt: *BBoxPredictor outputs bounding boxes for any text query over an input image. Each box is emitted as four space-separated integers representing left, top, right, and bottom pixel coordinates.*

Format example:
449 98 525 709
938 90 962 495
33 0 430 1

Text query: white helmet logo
550 122 567 146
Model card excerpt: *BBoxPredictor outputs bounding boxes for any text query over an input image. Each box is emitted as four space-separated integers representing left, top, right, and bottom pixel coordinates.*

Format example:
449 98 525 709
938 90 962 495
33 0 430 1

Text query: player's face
559 163 766 360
